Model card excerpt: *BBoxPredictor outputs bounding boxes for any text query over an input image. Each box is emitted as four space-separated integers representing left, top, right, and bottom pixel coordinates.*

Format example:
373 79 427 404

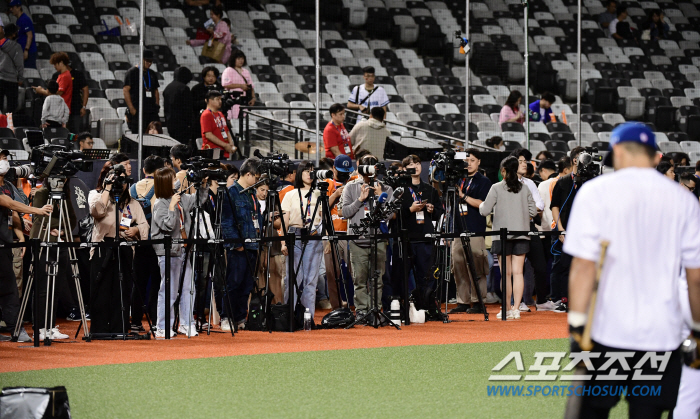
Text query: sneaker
484 293 501 304
17 328 32 342
155 329 176 338
0 334 11 342
178 324 199 336
130 323 145 332
448 304 470 314
66 308 81 322
448 298 457 304
39 327 68 341
236 320 246 330
220 318 232 332
466 304 485 314
84 312 91 320
535 301 557 311
519 302 531 312
553 302 568 313
316 299 332 310
511 310 520 320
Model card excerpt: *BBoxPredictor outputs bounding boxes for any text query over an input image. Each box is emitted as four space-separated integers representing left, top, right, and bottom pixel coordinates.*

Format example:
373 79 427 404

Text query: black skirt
491 239 529 256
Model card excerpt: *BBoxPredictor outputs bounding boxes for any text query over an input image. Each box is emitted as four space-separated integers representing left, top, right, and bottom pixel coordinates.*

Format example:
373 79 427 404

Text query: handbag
201 38 226 63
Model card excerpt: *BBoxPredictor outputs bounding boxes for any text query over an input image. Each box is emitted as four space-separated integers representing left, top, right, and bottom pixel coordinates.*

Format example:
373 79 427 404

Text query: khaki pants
256 249 286 305
451 236 489 304
349 241 387 312
12 247 23 298
324 239 350 309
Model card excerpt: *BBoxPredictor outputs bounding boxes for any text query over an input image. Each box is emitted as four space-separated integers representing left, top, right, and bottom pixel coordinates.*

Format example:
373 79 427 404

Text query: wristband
568 311 587 328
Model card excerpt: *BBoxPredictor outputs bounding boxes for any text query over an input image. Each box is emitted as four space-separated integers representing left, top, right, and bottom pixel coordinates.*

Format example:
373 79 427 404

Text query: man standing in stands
449 149 492 314
123 49 160 134
33 52 73 114
349 107 391 160
8 0 36 69
163 66 193 146
528 92 555 123
549 146 585 313
0 24 23 114
51 62 88 134
346 66 390 124
323 103 355 159
200 90 236 158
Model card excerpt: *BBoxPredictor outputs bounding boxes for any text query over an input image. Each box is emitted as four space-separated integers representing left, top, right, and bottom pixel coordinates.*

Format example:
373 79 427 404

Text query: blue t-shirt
528 100 552 123
454 171 492 234
16 14 37 54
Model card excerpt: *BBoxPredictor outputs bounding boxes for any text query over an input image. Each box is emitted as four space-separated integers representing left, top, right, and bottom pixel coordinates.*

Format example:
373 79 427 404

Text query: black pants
0 248 20 330
127 111 160 134
526 224 549 304
573 342 683 419
0 79 19 114
550 236 572 301
75 247 91 312
89 244 134 334
131 244 159 326
410 242 435 289
68 113 84 134
34 248 74 330
45 120 62 128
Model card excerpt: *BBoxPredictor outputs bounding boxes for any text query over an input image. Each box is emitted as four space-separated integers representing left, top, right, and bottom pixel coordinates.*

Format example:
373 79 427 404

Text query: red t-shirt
323 121 354 159
200 108 231 158
57 71 73 111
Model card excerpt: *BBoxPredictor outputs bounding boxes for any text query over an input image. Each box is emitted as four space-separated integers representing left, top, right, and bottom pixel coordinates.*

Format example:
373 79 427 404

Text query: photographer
200 90 237 158
449 149 492 314
398 155 442 293
170 144 191 193
109 153 133 176
151 167 208 338
128 155 164 331
0 153 50 342
549 146 585 313
220 158 261 331
280 161 324 322
88 162 148 334
341 155 394 319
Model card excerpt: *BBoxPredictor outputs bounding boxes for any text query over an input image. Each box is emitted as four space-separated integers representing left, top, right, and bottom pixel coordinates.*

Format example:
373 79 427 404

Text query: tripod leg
12 269 34 341
461 235 489 321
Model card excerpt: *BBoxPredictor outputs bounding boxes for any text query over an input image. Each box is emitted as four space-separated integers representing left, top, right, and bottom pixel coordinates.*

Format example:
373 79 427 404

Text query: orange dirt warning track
1 304 567 373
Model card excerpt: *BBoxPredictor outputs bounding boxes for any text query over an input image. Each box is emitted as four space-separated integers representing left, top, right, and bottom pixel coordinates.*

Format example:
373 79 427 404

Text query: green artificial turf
0 339 639 418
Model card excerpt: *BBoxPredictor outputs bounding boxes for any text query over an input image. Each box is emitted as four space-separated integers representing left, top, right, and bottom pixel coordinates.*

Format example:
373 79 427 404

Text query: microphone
377 192 388 204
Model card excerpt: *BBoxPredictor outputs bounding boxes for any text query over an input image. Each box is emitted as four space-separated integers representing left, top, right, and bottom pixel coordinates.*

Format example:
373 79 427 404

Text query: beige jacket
88 189 149 258
349 118 391 159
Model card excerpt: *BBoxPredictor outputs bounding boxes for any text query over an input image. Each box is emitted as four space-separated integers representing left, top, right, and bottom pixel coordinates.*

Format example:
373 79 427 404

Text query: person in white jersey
565 123 700 419
346 66 389 124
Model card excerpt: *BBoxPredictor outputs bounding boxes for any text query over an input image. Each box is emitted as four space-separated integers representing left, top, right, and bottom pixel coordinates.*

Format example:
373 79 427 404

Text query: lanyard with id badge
251 191 260 232
459 177 473 217
409 187 425 224
214 111 229 140
333 123 352 155
143 70 153 98
119 205 133 231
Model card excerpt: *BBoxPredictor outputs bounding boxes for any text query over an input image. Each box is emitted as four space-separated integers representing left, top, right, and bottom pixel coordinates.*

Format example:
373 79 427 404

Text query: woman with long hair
479 156 537 320
191 66 223 135
221 49 256 127
657 160 676 181
88 161 148 334
186 5 232 64
499 90 525 125
151 167 207 337
279 161 324 323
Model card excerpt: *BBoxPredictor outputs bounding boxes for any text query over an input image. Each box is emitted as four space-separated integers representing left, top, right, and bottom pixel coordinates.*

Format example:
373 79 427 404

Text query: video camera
254 150 295 185
181 156 228 184
30 145 93 178
357 163 387 177
104 163 134 192
383 167 415 189
221 90 250 115
575 147 602 185
429 149 469 184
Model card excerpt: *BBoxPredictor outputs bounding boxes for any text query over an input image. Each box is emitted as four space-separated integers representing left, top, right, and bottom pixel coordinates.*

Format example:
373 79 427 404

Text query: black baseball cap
143 49 154 61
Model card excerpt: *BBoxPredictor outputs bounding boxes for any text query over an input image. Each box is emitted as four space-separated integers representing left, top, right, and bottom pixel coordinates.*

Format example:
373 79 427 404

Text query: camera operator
449 149 492 314
512 148 552 312
340 155 394 320
151 167 208 338
108 153 132 176
220 158 261 331
200 90 237 158
280 161 324 323
170 144 191 193
549 146 586 313
0 153 51 342
88 162 148 334
128 155 164 331
538 158 570 234
29 173 80 340
398 154 443 294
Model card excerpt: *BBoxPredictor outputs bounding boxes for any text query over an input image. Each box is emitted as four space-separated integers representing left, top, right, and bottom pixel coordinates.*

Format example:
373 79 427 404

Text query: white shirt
608 18 619 38
521 177 545 211
538 177 557 231
564 167 700 351
348 85 390 122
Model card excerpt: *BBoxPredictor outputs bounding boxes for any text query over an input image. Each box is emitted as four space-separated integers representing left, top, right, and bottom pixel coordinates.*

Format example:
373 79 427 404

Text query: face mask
0 160 10 176
499 145 506 151
173 179 181 192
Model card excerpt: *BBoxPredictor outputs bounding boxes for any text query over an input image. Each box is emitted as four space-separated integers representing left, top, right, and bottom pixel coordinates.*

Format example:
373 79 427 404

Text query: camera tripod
12 177 89 344
347 181 400 330
440 182 488 321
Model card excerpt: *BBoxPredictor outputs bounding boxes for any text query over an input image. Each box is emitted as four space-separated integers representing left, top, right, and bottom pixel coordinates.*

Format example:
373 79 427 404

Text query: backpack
129 182 155 223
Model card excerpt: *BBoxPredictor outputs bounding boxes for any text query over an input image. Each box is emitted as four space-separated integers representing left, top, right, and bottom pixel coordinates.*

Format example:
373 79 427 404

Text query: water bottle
303 308 312 331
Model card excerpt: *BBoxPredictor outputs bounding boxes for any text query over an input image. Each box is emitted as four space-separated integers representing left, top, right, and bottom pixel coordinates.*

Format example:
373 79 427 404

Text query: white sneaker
510 310 520 320
236 320 245 330
220 318 232 332
155 329 177 338
178 324 199 336
519 302 531 312
39 327 69 340
484 293 501 304
536 300 557 311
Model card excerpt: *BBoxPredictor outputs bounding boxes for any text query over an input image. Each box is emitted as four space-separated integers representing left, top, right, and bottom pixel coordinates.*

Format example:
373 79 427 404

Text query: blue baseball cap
603 122 657 166
9 0 22 8
334 154 353 172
